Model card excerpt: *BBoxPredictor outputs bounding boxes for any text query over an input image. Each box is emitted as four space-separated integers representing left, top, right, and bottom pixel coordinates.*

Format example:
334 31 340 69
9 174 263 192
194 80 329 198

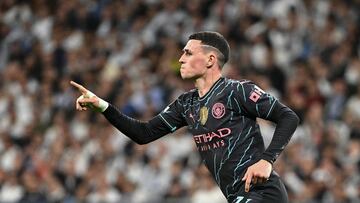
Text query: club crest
212 103 225 119
200 106 209 125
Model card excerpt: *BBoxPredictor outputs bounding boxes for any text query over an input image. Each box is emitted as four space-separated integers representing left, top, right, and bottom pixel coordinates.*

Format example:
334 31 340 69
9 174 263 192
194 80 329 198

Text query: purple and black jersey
102 77 299 202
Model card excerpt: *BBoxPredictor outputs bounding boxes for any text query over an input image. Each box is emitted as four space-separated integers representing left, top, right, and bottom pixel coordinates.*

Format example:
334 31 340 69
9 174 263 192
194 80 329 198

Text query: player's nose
179 54 185 64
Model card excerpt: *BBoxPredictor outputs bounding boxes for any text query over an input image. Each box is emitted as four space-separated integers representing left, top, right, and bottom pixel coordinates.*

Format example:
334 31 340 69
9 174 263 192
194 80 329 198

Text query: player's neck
195 73 222 98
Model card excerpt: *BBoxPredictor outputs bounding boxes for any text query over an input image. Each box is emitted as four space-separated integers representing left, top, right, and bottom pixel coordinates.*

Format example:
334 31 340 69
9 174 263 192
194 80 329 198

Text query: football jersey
158 77 279 200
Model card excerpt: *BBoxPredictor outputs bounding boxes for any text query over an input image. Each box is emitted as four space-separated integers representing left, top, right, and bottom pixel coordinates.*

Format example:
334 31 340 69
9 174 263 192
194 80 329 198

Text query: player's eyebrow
183 48 192 54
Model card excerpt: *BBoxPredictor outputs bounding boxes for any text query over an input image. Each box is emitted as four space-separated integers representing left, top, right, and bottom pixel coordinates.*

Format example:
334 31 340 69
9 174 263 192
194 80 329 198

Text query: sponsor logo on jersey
200 106 208 125
212 102 225 119
193 128 231 144
193 128 231 152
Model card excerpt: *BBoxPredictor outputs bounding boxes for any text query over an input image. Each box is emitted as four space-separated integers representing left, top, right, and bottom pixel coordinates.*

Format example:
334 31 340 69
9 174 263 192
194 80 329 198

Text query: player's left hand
242 159 272 192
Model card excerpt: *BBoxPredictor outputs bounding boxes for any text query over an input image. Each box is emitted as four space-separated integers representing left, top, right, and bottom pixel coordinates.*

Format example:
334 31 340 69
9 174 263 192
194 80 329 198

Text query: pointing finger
70 81 88 94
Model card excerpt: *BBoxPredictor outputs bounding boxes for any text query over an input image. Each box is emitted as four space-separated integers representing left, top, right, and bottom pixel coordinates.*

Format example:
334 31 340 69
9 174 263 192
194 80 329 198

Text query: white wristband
97 97 109 112
84 91 109 112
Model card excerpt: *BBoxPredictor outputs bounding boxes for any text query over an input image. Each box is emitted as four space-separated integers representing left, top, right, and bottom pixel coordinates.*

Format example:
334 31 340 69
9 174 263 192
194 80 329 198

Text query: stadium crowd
0 0 360 202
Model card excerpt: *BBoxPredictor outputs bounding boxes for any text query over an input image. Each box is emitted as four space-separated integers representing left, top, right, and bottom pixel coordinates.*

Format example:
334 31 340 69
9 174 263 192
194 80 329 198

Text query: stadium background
0 0 360 202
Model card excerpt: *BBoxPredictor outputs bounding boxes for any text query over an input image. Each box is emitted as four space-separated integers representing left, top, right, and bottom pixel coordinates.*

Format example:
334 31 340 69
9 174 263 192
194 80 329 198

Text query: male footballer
71 31 299 203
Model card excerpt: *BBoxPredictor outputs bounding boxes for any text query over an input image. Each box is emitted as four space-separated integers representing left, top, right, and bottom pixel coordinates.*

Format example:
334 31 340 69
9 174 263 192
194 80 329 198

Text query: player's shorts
231 171 288 203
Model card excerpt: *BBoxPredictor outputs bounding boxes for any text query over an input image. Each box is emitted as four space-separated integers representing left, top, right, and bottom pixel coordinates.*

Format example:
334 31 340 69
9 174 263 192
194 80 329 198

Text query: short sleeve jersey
158 77 278 200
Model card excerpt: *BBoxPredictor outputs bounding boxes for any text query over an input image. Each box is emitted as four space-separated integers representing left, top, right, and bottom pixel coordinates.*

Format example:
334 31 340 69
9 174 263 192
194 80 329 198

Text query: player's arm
70 81 186 144
102 104 183 144
244 100 298 192
259 101 299 164
236 81 299 192
238 82 299 164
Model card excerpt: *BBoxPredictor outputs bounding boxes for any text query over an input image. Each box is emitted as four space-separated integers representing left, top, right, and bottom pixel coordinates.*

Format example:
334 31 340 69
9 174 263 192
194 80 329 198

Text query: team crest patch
212 103 225 119
200 107 209 125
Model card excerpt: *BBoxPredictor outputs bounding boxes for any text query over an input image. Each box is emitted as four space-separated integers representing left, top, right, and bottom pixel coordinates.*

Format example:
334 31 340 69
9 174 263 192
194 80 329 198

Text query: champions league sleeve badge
200 106 209 125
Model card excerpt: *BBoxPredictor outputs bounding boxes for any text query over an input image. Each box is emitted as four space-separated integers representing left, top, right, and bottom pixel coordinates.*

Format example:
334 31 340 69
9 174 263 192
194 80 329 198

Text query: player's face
179 40 208 80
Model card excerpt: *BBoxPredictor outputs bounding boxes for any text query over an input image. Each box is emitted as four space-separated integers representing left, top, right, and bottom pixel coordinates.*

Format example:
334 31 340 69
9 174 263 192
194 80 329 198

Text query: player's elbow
283 110 300 133
273 108 299 129
289 111 300 126
295 113 300 125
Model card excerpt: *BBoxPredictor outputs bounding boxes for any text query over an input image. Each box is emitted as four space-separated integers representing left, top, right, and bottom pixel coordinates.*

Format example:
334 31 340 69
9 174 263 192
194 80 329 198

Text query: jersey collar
198 77 225 101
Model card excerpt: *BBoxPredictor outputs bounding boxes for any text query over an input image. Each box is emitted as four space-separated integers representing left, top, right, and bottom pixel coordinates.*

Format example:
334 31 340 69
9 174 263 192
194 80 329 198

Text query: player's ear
207 54 216 68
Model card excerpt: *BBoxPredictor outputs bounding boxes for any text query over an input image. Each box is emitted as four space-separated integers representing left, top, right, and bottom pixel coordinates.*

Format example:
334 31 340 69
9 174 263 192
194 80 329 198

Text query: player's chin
180 74 194 80
180 71 188 79
180 73 199 81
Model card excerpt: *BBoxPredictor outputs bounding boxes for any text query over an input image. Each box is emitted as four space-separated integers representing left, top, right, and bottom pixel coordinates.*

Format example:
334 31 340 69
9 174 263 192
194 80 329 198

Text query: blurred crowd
0 0 360 202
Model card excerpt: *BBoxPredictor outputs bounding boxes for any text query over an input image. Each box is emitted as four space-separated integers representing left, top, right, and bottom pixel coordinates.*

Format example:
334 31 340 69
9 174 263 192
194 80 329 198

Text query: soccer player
71 31 299 203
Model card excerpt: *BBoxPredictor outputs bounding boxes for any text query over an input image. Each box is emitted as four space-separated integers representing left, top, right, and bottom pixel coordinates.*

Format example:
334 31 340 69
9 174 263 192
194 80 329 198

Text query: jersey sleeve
157 94 188 132
234 81 299 164
101 94 187 145
234 81 278 119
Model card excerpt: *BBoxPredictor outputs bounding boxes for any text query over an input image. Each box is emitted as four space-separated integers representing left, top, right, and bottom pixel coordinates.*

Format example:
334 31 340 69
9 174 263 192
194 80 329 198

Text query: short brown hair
189 31 230 67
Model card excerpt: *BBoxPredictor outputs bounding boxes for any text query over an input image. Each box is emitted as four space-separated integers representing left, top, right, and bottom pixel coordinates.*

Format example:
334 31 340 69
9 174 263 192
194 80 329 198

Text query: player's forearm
102 104 170 144
261 103 299 164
